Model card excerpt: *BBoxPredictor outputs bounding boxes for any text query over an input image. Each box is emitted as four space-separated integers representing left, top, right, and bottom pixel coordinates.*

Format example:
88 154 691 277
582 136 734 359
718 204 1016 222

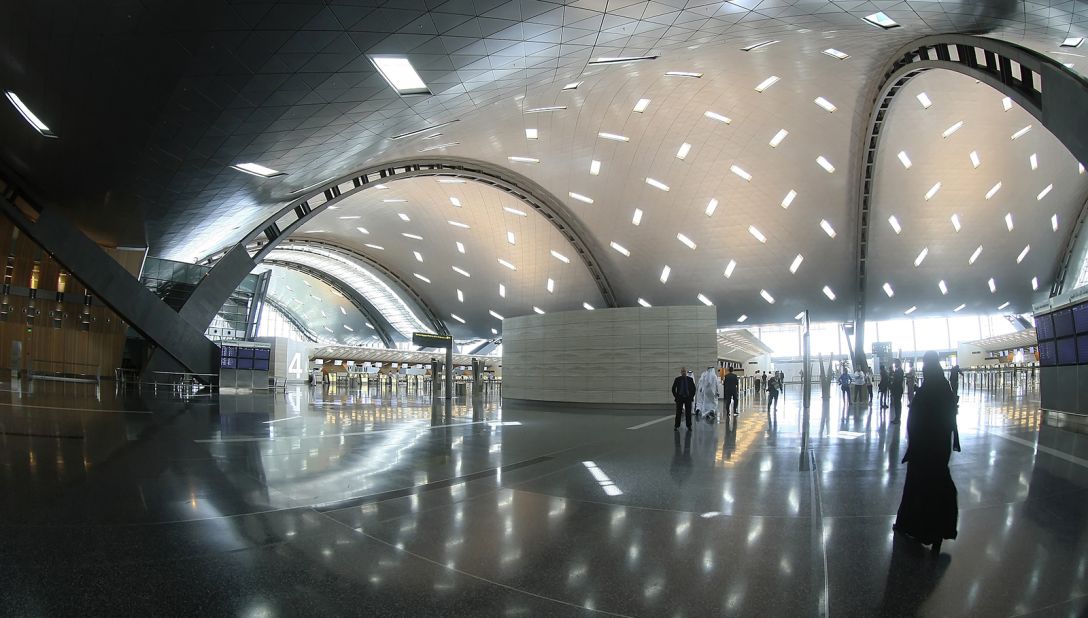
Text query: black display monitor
1073 302 1088 334
1035 313 1055 341
254 359 270 371
1056 337 1077 365
1077 335 1088 364
238 357 254 369
1053 308 1075 338
1039 340 1057 367
255 348 271 360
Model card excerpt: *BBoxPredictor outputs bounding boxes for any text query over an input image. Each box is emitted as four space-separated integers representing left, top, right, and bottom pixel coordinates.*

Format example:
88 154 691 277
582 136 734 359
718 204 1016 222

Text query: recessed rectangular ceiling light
633 98 651 113
676 142 692 159
737 314 748 322
456 241 466 254
823 48 849 60
820 220 836 238
969 245 983 264
823 286 836 300
645 178 670 192
450 313 466 324
914 247 928 267
1061 37 1084 48
562 81 582 90
390 120 458 140
660 266 671 283
370 56 430 95
497 259 516 271
598 132 629 142
499 284 506 298
551 250 570 263
985 182 1002 199
882 282 894 297
1052 213 1059 231
754 76 780 92
302 229 326 234
781 190 797 209
904 306 917 315
356 227 370 236
665 71 702 78
916 92 933 108
547 278 555 293
1001 97 1013 111
748 226 767 243
373 184 388 190
590 160 601 175
939 280 948 295
414 273 431 283
769 129 789 148
697 293 714 307
941 121 964 138
588 55 658 65
4 91 57 138
705 111 732 124
508 156 539 163
1030 153 1039 170
504 206 527 217
418 142 459 153
338 215 360 220
677 233 697 250
632 208 644 225
583 302 595 311
398 212 411 221
533 306 546 315
637 298 651 308
730 165 752 181
1011 125 1032 140
724 259 737 278
816 156 835 173
489 310 505 320
437 178 466 184
1016 245 1031 263
889 215 902 234
969 151 981 168
814 97 837 113
1032 276 1039 290
954 303 966 312
232 162 285 178
525 106 566 113
450 197 462 207
897 151 912 169
448 220 470 229
950 214 961 232
924 182 941 201
1005 213 1015 231
704 199 718 217
383 198 407 203
569 192 594 204
1080 162 1085 174
863 12 899 29
413 250 424 262
741 40 779 52
760 289 775 304
610 241 630 256
525 128 538 139
988 278 997 293
1037 184 1053 200
789 254 804 273
506 231 516 245
365 243 384 250
402 233 423 240
998 301 1011 310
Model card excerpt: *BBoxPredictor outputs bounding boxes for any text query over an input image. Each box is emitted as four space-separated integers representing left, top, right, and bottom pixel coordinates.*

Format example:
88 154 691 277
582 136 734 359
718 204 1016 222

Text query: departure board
1039 340 1057 367
1053 308 1075 338
1078 335 1088 364
1056 337 1077 365
1035 313 1054 341
1074 303 1088 334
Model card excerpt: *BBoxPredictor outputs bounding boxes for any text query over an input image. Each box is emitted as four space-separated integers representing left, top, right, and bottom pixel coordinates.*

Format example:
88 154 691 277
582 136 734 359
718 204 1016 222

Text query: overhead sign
412 332 453 349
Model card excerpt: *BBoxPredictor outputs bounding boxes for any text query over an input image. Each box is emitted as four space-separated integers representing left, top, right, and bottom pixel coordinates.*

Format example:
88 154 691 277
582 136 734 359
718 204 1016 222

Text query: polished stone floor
1 378 1086 616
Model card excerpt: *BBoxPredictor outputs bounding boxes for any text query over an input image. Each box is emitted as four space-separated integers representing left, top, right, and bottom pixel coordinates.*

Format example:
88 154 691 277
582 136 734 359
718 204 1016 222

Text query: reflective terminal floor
1 380 1086 616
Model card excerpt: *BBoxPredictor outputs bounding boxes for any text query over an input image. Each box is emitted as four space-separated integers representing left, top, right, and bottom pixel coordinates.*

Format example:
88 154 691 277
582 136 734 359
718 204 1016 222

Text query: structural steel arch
851 34 1088 363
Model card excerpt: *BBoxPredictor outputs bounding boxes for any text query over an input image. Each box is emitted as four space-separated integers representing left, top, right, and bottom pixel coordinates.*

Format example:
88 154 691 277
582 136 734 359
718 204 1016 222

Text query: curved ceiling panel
294 176 605 338
260 265 385 346
865 70 1088 320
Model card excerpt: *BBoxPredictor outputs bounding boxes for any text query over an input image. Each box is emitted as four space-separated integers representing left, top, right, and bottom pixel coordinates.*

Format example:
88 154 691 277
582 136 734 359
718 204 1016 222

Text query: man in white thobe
696 367 720 417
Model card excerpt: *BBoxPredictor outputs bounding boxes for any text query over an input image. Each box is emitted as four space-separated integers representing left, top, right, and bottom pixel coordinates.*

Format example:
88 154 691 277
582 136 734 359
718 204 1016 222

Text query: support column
445 345 453 400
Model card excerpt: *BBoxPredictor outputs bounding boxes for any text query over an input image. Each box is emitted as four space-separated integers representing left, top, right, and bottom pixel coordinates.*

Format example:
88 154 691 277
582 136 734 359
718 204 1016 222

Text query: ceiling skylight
969 245 983 264
660 266 671 283
823 48 849 60
232 162 285 178
356 227 370 235
985 182 1002 199
998 301 1010 310
451 266 471 277
1061 37 1084 48
789 254 803 274
437 178 466 184
364 244 384 251
863 12 899 29
769 129 788 148
954 304 966 312
562 81 582 90
633 98 651 113
338 215 361 220
704 200 718 217
816 156 835 173
610 241 630 257
941 121 964 138
1032 276 1039 290
508 156 539 163
677 233 697 250
814 97 837 113
939 280 948 295
496 259 517 271
1016 245 1030 264
914 247 928 267
547 278 555 293
883 282 894 297
418 142 459 153
781 190 797 209
569 192 594 204
889 215 902 234
823 286 836 300
730 165 752 181
397 213 411 221
370 56 430 95
950 214 962 232
533 307 545 315
724 259 737 278
760 289 775 304
1002 97 1013 111
754 76 780 92
820 220 836 238
645 177 670 191
924 182 941 201
704 111 732 124
897 151 912 169
457 289 464 302
748 226 767 243
525 128 538 139
525 106 566 113
4 91 57 138
598 132 629 142
413 250 424 262
697 294 713 306
499 284 506 298
677 143 692 159
551 250 570 263
1011 125 1032 140
633 208 644 225
1030 153 1039 170
449 197 461 208
590 160 601 175
916 93 933 108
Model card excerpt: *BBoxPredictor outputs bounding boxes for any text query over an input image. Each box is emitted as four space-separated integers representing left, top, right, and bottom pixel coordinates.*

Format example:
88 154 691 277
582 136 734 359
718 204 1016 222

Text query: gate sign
412 332 453 349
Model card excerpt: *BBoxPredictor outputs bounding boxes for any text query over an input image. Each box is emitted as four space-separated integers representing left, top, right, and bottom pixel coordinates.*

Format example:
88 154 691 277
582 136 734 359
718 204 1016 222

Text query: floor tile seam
316 511 636 618
507 486 817 520
1008 590 1088 617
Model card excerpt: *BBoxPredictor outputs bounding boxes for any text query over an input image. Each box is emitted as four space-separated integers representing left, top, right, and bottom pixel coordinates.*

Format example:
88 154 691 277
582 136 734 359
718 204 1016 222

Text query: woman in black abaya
893 350 961 554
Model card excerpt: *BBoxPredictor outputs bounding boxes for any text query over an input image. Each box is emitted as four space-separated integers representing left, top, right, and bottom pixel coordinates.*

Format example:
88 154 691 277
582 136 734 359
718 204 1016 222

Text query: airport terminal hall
5 1 1088 616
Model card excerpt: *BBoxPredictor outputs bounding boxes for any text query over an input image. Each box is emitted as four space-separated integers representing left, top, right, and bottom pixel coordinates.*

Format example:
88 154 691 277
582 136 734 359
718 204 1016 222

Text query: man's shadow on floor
876 532 952 617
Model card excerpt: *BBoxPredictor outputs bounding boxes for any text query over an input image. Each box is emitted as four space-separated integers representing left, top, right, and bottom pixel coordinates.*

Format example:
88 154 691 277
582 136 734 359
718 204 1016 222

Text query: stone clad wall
502 306 717 406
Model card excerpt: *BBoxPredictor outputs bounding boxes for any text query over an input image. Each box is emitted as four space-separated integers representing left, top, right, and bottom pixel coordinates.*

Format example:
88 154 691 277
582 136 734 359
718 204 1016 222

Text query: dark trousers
890 390 903 419
841 386 851 403
724 391 738 414
674 399 693 428
767 391 779 410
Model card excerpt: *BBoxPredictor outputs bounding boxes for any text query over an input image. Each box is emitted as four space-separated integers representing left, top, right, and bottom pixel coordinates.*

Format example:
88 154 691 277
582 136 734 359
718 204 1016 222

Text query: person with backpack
766 373 781 411
672 367 697 431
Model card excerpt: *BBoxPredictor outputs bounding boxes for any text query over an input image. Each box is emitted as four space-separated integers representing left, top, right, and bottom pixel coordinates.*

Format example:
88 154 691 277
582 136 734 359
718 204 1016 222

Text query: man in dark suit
672 367 697 430
722 366 740 416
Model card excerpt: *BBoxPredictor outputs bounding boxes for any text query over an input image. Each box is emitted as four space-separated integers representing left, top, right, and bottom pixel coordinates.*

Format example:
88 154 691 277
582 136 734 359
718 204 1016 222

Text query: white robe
696 369 720 413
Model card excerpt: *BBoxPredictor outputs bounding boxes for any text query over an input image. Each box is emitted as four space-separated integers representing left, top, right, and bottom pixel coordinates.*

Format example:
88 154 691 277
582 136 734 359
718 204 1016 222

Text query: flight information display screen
1056 337 1077 365
1035 313 1055 341
1053 308 1075 338
1038 340 1057 367
1078 335 1088 364
1073 302 1088 334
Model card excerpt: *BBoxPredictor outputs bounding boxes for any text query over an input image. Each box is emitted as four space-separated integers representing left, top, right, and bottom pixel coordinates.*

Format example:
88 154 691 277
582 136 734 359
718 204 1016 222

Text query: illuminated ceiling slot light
985 182 1002 200
1005 213 1014 231
383 198 407 203
356 227 370 235
397 213 411 222
1016 245 1030 263
455 241 465 254
551 250 570 263
637 298 652 308
904 306 917 315
590 160 601 175
338 215 361 220
508 156 539 163
970 151 981 168
449 197 461 207
942 121 964 138
489 310 505 320
533 306 545 315
231 162 285 178
525 106 566 113
820 220 837 238
1032 276 1039 290
583 302 595 311
437 178 466 184
389 120 457 140
916 92 933 108
914 247 929 267
414 273 431 283
704 200 718 217
413 250 424 262
1002 97 1013 111
954 303 966 312
598 132 629 142
676 142 692 159
562 81 582 90
665 71 702 77
969 245 983 264
748 226 767 243
364 244 384 250
998 301 1011 310
402 233 423 240
569 192 594 204
781 190 797 209
1037 184 1053 200
451 266 471 277
677 233 697 250
730 165 752 181
704 111 732 124
450 313 466 324
370 56 430 95
724 259 737 278
742 40 779 51
633 98 651 113
1052 214 1059 231
814 97 837 113
632 208 644 225
1029 153 1039 170
823 48 849 60
588 55 658 65
610 241 630 257
525 128 538 139
988 278 997 293
507 231 516 245
1011 125 1031 140
737 314 748 323
547 278 555 293
457 289 464 302
660 266 671 283
1080 162 1085 174
697 294 714 307
645 177 670 191
889 215 902 234
938 280 948 295
880 282 895 298
497 259 517 271
448 220 470 229
504 206 526 217
823 286 836 300
924 182 941 201
816 156 835 173
950 214 962 232
789 254 803 274
499 284 506 298
897 151 912 169
4 91 57 138
1061 37 1084 48
769 129 789 148
863 12 899 29
418 142 459 153
760 289 775 304
754 76 780 92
